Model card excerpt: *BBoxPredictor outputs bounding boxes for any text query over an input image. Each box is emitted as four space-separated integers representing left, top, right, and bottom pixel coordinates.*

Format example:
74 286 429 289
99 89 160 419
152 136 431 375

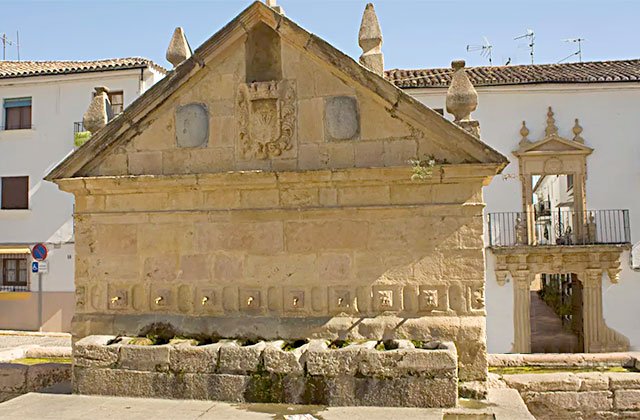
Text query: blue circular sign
31 243 48 261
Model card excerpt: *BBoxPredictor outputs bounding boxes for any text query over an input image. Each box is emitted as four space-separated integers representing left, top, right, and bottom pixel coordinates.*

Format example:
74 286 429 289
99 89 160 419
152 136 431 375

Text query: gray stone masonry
501 371 640 420
0 362 70 402
73 335 458 408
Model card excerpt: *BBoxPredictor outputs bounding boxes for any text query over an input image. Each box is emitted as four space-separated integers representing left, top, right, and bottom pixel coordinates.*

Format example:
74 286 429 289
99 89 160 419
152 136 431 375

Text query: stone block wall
503 372 640 419
63 167 489 382
0 363 71 402
73 335 458 408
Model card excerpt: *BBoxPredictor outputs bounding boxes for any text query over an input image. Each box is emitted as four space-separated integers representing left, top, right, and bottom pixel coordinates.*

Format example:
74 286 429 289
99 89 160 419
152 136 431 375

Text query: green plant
408 155 437 181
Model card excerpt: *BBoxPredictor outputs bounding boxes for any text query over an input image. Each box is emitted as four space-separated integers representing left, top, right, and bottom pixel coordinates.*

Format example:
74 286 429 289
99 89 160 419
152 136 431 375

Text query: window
1 176 29 209
108 91 124 115
2 258 28 286
567 174 574 191
3 97 32 130
94 90 124 116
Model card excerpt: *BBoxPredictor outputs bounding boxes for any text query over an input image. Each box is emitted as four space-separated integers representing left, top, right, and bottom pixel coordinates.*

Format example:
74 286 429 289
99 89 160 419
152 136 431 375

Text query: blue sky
0 0 638 70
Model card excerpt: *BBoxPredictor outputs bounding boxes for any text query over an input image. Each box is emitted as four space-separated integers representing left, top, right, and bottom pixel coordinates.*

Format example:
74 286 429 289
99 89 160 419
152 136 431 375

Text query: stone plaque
175 103 209 148
324 96 359 141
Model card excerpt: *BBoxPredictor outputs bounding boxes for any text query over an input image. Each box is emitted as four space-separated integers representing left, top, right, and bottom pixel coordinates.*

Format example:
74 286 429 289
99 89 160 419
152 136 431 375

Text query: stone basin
73 335 458 407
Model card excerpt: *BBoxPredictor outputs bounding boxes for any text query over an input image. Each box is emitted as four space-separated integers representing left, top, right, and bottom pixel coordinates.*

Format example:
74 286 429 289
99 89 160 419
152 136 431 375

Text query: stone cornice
55 163 500 195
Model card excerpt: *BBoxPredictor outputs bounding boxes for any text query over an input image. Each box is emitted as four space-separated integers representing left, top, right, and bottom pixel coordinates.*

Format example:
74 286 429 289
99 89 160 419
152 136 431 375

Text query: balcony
488 210 631 247
73 121 91 147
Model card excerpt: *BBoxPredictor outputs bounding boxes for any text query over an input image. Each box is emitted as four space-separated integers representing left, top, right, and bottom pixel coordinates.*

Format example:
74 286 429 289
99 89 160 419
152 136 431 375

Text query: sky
0 0 638 70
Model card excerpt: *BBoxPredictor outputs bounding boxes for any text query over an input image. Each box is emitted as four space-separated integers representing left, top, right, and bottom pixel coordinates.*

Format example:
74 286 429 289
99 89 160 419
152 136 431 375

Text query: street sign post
31 243 48 332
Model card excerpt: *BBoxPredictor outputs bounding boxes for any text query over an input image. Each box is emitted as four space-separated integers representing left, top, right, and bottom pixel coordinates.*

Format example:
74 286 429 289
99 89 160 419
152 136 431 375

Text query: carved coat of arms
236 80 296 160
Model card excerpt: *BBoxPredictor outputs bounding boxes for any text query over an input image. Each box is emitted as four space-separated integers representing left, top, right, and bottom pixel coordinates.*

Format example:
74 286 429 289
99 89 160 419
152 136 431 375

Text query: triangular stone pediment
515 134 593 156
46 1 507 181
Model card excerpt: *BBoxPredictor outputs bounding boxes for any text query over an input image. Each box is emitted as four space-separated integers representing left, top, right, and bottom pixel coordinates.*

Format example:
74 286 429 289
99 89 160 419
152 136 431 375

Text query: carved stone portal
492 245 629 353
236 80 296 160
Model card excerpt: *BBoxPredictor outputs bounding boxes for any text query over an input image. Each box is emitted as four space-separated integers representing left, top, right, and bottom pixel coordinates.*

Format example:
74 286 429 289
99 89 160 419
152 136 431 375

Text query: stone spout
166 27 192 68
358 3 384 75
82 86 111 134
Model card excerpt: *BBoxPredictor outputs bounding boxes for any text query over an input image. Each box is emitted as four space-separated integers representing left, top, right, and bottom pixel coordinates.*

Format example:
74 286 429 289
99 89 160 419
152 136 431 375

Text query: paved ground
0 331 71 349
0 393 445 420
530 291 580 353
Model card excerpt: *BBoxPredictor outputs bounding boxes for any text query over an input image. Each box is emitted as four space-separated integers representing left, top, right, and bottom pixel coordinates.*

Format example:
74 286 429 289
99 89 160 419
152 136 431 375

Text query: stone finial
545 106 558 136
519 121 530 145
572 118 584 143
265 0 285 14
358 3 384 76
446 60 478 122
82 86 111 134
446 60 480 136
166 27 192 68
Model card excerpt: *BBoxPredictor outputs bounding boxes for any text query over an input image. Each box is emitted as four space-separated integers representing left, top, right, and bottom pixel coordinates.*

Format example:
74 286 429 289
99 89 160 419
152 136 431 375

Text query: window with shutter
3 97 32 130
1 176 29 209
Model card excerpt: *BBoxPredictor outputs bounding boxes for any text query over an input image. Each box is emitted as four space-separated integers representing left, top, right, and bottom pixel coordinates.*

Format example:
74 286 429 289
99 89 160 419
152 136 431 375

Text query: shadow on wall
0 292 74 332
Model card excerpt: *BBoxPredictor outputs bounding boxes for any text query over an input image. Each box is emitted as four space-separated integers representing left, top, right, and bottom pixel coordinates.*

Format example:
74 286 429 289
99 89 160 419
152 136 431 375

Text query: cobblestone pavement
0 332 71 349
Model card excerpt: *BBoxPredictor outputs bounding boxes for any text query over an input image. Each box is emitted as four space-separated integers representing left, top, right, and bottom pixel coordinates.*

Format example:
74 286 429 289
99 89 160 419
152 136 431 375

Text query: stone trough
73 335 458 407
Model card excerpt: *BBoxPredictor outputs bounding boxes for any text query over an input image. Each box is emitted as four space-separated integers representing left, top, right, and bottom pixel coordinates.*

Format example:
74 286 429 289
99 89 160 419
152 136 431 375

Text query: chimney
446 60 480 137
83 87 111 134
166 27 192 68
358 3 384 76
265 0 285 15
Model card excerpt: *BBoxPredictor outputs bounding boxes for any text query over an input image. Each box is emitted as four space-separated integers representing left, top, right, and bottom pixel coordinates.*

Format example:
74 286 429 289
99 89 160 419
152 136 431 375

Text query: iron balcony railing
488 209 631 247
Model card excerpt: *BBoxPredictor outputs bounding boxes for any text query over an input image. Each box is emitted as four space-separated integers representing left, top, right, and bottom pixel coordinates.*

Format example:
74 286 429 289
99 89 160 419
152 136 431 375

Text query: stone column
512 272 532 353
581 270 602 352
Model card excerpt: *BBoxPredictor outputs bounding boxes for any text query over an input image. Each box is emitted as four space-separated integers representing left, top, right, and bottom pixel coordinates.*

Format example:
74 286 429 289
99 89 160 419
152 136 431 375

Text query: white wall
0 68 163 294
410 84 640 352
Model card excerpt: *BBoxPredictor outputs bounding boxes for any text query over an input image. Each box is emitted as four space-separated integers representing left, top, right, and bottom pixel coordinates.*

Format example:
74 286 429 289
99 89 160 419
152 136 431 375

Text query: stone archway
495 246 629 353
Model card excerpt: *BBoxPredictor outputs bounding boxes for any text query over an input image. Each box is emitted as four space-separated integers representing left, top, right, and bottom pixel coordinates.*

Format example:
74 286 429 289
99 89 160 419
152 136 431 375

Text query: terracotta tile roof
0 57 166 79
385 59 640 88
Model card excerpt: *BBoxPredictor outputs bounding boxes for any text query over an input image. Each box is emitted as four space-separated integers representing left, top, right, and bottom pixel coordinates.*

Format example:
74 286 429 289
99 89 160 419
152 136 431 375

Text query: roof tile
0 57 166 79
385 59 640 88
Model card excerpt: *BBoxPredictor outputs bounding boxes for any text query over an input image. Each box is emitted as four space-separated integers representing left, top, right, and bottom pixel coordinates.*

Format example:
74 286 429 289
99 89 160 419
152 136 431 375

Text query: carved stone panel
418 285 449 313
195 287 222 314
239 288 263 314
150 286 173 311
236 80 296 160
107 285 129 311
328 287 353 314
283 287 308 315
372 285 402 312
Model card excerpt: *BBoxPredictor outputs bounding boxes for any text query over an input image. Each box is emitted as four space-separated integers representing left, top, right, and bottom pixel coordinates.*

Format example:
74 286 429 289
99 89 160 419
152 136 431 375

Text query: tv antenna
514 29 535 64
558 38 586 63
0 31 20 61
466 36 493 65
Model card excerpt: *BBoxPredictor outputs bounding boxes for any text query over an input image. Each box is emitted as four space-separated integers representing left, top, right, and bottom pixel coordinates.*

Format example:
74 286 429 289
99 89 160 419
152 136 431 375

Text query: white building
387 59 640 353
0 58 165 331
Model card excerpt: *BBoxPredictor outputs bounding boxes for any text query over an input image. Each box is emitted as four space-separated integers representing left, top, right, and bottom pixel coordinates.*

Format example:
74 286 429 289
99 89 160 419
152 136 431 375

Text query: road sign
32 261 39 273
31 243 48 261
38 261 48 273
